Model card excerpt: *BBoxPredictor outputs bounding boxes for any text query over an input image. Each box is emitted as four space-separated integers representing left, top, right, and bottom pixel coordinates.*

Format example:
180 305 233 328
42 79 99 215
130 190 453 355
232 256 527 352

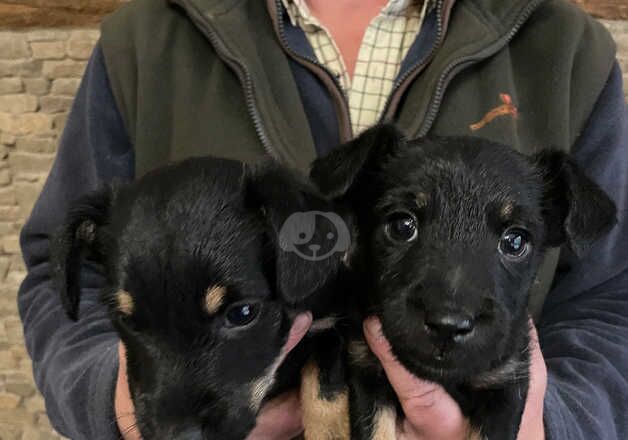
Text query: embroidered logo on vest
470 93 518 132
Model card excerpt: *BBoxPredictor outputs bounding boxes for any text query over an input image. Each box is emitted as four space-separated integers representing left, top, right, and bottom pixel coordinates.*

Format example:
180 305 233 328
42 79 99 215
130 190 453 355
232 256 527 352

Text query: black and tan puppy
52 157 348 440
310 125 617 439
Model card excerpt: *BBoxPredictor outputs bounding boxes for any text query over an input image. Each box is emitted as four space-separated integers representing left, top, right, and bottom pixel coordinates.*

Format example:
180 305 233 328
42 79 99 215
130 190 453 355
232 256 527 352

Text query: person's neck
306 0 388 78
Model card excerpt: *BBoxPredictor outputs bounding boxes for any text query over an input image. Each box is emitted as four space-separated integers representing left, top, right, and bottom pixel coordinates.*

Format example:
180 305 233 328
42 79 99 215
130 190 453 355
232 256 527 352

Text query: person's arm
539 61 628 440
18 43 134 439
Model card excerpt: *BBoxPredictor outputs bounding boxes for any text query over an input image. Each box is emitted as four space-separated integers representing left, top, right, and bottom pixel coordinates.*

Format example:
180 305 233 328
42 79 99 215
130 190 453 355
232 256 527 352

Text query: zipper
171 0 277 159
271 0 354 142
381 0 446 122
417 0 544 136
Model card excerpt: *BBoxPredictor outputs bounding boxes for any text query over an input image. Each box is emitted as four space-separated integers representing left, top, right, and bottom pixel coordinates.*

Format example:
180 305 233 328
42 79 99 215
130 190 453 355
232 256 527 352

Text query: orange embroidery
469 93 518 132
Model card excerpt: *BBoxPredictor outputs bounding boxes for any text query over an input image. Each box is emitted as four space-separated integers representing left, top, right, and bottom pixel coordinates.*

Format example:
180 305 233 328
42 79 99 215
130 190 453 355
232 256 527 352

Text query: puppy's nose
424 311 474 343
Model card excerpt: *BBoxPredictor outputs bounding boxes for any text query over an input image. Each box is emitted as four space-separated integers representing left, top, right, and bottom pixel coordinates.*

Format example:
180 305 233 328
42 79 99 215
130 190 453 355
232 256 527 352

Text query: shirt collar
282 0 428 28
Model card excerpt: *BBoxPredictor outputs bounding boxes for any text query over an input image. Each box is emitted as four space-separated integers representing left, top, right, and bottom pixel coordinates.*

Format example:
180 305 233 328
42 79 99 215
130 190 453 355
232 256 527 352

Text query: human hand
115 312 313 440
363 317 547 440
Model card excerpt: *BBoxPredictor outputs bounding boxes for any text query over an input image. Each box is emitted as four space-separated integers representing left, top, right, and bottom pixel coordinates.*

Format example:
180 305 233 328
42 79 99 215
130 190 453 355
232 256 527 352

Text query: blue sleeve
540 62 628 440
18 43 134 439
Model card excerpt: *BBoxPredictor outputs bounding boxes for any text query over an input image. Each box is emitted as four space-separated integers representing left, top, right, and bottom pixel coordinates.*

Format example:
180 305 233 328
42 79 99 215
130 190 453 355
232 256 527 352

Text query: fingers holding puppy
116 342 142 440
364 317 474 440
517 321 547 440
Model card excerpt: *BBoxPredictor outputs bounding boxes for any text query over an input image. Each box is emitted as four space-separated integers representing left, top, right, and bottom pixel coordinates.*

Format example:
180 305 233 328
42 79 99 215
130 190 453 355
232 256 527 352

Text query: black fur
311 125 617 439
52 157 347 440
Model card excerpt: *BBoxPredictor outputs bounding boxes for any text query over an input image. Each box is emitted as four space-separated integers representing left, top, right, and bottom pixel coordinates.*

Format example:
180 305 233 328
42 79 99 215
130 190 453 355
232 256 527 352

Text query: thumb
282 312 312 355
364 317 469 438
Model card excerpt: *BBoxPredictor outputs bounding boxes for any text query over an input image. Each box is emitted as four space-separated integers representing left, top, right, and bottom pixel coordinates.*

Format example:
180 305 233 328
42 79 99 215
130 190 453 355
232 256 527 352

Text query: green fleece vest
99 0 616 319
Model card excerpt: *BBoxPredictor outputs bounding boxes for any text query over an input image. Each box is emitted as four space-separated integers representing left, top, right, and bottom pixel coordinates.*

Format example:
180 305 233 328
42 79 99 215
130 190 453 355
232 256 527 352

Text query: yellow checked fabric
283 0 427 134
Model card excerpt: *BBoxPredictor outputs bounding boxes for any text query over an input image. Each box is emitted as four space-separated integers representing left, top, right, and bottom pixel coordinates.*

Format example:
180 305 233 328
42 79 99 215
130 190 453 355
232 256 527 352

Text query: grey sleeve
18 42 134 439
540 63 628 440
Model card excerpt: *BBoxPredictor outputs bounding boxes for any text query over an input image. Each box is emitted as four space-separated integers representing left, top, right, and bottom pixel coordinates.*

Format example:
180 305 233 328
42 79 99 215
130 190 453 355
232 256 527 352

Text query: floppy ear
310 123 406 198
246 164 348 305
52 188 113 321
534 150 616 254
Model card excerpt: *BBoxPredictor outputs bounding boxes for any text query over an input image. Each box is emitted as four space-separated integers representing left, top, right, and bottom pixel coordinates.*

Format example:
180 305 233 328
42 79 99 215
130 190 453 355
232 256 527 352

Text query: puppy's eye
385 213 418 242
225 303 260 327
498 228 530 259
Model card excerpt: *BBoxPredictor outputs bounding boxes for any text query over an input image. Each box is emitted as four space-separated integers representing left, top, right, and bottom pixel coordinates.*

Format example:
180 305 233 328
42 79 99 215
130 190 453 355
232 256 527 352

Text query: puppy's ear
52 188 113 321
534 150 616 254
310 124 405 198
246 164 347 305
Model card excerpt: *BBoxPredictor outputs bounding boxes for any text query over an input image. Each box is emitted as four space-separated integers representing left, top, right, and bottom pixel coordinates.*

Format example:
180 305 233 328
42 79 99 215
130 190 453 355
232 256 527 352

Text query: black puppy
310 125 617 439
52 157 347 440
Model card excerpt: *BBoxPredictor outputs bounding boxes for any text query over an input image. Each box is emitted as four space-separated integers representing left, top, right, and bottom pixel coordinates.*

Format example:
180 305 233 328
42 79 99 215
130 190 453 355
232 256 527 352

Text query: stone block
0 59 42 78
42 60 87 79
0 408 34 424
23 78 50 96
0 167 11 186
30 41 66 60
9 255 25 273
0 78 22 95
0 187 16 205
39 96 73 114
0 33 30 59
27 30 69 42
0 133 16 146
0 255 9 279
0 350 17 369
52 113 68 133
0 392 21 409
0 206 20 221
1 423 22 440
0 94 38 114
66 38 95 60
50 78 79 96
69 30 100 41
14 181 42 214
2 235 19 254
0 221 19 235
0 113 53 136
9 152 54 175
23 394 46 414
15 137 56 154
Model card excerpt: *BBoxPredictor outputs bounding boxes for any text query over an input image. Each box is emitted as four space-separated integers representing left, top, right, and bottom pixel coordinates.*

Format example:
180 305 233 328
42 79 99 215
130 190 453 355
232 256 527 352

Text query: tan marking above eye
415 192 428 208
500 202 515 220
205 285 226 314
117 290 134 316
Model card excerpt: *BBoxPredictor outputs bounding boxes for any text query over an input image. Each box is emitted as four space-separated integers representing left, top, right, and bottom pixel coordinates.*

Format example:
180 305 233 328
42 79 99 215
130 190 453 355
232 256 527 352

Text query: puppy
52 157 347 440
310 125 617 439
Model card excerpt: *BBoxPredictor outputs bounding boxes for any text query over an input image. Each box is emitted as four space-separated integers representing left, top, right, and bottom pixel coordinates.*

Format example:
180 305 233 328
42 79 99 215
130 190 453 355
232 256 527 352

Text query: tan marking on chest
301 359 350 440
205 285 226 315
372 406 397 440
116 290 134 316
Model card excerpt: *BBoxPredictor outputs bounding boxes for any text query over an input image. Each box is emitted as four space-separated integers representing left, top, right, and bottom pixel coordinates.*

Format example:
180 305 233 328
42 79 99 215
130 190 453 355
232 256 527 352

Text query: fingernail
364 317 382 339
292 312 312 335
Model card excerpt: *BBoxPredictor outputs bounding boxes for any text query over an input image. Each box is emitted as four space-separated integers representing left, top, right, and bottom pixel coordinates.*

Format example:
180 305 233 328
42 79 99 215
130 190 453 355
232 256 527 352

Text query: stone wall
0 28 96 440
0 17 626 440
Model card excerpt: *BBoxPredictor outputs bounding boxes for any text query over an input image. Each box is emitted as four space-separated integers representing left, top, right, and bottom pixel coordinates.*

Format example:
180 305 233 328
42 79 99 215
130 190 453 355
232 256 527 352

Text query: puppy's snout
424 311 474 343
